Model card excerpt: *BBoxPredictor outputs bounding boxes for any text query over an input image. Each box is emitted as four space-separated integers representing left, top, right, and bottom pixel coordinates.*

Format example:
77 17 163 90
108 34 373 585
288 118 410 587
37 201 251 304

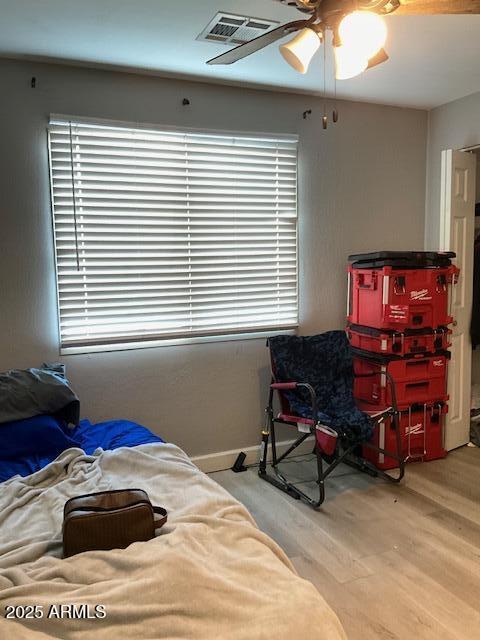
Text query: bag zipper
66 499 153 516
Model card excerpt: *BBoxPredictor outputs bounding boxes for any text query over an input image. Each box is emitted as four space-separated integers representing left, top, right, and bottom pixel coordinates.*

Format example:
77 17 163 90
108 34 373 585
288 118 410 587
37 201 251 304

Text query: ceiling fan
207 1 480 81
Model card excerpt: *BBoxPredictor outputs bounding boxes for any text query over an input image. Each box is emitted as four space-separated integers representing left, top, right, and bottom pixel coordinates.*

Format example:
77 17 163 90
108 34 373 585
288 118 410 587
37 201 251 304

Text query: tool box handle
405 359 428 367
405 381 429 392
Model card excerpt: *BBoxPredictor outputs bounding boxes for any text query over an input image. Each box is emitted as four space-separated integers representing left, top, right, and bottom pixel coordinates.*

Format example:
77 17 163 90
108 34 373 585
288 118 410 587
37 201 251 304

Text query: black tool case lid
348 251 455 269
351 346 451 363
347 324 450 338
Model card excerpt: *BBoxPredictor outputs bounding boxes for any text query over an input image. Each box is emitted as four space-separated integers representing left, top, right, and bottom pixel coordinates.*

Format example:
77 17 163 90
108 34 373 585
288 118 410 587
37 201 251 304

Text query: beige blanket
0 444 345 639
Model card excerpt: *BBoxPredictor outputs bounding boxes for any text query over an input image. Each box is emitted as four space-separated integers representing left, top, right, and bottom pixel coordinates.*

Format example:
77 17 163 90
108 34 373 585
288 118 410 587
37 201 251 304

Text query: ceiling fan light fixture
334 45 368 80
279 27 321 74
338 10 387 60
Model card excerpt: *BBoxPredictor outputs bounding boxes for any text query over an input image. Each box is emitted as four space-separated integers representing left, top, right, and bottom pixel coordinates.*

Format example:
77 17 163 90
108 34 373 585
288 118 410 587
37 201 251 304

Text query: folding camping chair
258 331 405 508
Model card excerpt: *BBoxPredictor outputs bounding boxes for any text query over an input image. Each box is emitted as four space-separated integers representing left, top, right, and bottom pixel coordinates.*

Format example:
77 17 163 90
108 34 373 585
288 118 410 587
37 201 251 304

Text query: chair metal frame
258 351 406 509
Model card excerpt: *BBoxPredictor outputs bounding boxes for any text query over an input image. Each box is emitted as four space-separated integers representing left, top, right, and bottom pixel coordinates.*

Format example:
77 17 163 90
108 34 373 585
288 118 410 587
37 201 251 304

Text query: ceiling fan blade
367 48 389 70
207 20 310 65
393 0 480 15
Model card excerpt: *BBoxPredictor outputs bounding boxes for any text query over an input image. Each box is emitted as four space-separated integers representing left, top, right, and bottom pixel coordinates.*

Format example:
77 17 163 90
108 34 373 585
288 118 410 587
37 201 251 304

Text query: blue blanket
0 416 163 482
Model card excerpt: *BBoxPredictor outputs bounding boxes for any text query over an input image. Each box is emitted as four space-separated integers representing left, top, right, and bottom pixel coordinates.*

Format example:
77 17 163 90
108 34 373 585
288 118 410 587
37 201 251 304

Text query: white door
439 150 476 450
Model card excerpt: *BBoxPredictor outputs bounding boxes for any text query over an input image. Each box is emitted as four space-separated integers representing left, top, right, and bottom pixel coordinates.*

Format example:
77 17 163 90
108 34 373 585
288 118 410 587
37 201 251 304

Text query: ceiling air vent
197 12 279 46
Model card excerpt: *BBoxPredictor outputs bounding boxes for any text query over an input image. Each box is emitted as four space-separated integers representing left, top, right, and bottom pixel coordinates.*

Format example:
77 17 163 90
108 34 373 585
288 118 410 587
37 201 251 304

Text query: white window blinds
48 117 298 350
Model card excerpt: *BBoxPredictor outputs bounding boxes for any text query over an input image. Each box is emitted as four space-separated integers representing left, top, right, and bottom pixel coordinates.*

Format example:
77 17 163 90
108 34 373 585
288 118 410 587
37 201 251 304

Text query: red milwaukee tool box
353 349 449 408
347 324 451 357
347 252 458 331
359 402 448 470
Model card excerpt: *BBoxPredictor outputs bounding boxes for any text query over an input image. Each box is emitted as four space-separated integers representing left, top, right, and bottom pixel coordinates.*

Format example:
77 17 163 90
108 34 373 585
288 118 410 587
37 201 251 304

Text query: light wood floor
212 446 480 640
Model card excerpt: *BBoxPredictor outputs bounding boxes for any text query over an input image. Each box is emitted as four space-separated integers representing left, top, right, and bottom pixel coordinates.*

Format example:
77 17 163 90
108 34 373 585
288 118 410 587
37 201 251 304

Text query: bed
0 373 345 640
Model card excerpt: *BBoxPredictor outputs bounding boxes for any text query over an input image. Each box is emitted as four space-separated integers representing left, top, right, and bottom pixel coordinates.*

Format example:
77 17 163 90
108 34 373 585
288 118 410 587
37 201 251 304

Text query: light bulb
334 46 368 80
339 10 387 60
279 28 321 74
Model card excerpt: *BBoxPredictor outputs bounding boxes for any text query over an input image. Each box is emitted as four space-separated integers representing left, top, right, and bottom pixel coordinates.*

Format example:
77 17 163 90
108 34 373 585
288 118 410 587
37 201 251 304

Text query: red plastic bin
347 265 458 330
353 349 449 408
359 402 448 470
347 324 451 357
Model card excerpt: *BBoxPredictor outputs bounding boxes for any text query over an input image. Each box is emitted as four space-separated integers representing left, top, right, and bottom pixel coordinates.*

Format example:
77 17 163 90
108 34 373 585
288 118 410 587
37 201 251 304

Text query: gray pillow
0 364 80 426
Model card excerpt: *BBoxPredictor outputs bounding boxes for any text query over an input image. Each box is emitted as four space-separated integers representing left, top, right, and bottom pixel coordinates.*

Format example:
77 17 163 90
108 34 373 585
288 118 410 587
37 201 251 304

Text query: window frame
47 114 299 355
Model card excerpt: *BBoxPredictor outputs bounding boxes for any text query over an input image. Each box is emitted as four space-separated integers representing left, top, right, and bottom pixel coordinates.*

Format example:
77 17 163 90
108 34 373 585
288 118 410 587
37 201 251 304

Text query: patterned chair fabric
268 331 373 442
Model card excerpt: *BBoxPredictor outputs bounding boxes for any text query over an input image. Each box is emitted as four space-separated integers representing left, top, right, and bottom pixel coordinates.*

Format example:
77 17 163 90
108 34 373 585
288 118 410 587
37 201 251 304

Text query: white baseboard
192 435 315 474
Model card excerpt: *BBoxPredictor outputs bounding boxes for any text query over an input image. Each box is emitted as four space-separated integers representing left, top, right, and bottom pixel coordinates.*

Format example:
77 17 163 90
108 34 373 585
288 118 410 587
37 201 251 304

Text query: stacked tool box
346 251 458 470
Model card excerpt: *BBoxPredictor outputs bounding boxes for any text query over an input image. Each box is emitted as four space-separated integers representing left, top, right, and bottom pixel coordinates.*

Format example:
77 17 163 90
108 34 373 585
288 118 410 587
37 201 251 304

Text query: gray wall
0 58 427 458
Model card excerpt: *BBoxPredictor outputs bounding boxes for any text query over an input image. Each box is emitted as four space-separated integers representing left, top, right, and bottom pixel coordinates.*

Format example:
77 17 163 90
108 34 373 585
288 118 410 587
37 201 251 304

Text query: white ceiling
1 0 480 110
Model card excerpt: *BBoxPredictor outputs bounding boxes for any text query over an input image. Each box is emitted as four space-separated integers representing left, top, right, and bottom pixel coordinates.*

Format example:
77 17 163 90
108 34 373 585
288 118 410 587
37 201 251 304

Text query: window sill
60 327 297 356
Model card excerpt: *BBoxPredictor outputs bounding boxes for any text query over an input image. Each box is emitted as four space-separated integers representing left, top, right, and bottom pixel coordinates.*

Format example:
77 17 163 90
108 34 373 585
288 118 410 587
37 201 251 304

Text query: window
48 117 298 352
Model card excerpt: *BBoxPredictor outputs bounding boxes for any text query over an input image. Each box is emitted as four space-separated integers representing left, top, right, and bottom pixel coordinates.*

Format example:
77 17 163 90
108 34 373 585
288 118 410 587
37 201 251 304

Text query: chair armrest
362 407 393 420
271 382 299 390
270 381 318 420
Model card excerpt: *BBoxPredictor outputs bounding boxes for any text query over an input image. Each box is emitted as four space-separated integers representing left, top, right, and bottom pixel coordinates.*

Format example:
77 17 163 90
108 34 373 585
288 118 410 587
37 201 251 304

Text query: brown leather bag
63 488 168 558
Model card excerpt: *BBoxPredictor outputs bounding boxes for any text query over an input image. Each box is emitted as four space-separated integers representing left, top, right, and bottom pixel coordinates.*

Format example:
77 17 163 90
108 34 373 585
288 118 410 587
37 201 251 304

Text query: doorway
469 148 480 445
437 149 476 451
